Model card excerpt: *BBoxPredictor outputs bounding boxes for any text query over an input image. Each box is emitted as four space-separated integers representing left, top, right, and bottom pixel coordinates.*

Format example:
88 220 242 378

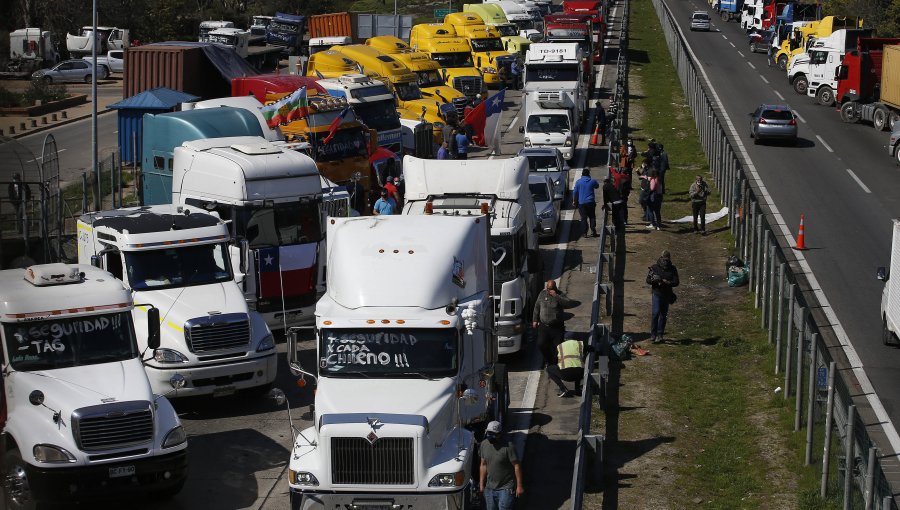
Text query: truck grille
453 76 483 99
331 437 414 485
185 313 250 353
452 97 469 118
72 401 154 452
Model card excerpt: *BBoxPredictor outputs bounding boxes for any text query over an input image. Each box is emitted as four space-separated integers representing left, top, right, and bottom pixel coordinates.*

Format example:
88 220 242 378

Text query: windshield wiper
399 371 440 380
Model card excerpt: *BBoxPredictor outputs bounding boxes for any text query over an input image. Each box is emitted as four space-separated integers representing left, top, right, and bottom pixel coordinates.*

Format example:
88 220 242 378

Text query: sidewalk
0 93 119 140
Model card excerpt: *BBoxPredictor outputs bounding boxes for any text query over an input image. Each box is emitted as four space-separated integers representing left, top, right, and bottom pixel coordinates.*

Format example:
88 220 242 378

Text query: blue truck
265 12 307 55
718 0 744 22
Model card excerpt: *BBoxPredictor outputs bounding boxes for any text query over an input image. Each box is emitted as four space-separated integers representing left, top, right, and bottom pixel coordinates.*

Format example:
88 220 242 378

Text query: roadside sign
434 8 453 19
817 366 828 390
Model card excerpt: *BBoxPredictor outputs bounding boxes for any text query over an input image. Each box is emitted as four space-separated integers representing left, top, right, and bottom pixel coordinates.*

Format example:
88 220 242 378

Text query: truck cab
206 27 251 57
77 205 277 396
776 16 863 71
66 26 129 56
309 35 352 55
0 264 187 507
410 24 487 101
401 156 542 355
317 73 405 153
285 214 506 509
800 29 873 105
444 13 516 87
266 12 306 55
199 20 234 42
462 4 533 57
486 0 542 41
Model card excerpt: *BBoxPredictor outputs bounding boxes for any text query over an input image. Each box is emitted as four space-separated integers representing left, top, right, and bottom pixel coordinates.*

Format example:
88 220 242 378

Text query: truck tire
873 108 889 131
889 112 900 131
884 317 895 346
839 101 860 123
3 448 37 510
816 86 834 107
895 143 900 166
792 75 808 95
777 54 788 71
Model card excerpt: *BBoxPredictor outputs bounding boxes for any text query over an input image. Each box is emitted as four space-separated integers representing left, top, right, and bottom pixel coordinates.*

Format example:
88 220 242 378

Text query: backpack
640 177 650 192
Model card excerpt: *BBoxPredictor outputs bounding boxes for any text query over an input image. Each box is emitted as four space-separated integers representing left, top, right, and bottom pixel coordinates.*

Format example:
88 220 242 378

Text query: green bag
728 266 749 287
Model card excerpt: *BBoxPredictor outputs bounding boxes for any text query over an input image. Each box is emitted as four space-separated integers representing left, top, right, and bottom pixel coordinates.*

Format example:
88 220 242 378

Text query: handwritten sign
320 329 457 374
10 314 124 359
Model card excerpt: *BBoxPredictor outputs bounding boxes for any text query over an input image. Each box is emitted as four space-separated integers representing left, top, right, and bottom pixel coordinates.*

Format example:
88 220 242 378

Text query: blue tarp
109 87 201 110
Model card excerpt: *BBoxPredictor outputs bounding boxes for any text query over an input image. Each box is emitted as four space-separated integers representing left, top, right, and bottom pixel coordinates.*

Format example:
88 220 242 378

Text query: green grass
60 167 137 219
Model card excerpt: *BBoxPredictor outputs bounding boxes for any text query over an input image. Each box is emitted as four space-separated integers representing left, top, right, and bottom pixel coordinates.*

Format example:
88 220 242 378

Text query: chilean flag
464 89 506 148
323 106 351 145
257 243 317 299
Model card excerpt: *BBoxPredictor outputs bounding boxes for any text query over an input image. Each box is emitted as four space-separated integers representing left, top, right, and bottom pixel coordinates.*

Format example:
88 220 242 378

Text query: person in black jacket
647 250 679 343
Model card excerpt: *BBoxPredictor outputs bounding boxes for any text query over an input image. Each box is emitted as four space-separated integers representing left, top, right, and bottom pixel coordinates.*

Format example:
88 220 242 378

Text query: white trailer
77 205 276 397
401 156 542 355
285 214 507 509
0 264 187 506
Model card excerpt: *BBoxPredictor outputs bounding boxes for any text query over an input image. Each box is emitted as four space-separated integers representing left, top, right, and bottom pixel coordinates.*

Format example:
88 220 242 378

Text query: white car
529 173 559 238
690 11 711 31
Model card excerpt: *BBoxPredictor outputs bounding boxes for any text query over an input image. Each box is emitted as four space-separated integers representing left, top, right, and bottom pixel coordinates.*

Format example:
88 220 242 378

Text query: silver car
32 59 109 84
690 11 711 31
529 174 559 238
889 122 900 166
749 104 798 145
518 147 570 203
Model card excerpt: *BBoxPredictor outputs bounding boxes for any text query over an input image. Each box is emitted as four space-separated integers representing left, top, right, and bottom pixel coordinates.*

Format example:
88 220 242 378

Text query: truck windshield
125 243 233 290
471 38 505 52
809 50 827 64
236 201 324 248
208 34 238 46
432 52 475 68
4 312 138 371
416 70 445 88
527 155 561 172
319 328 458 377
496 25 519 37
526 64 579 82
395 81 424 101
270 21 301 33
310 128 370 162
354 100 401 131
511 19 535 31
527 114 570 133
491 235 518 282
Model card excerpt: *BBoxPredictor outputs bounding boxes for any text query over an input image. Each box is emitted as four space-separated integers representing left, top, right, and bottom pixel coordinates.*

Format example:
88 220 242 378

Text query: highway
666 0 900 443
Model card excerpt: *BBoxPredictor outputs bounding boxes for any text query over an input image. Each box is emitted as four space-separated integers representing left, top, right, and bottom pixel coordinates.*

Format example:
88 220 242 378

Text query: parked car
32 59 109 83
749 29 774 53
749 103 798 145
528 173 559 238
518 147 570 202
84 50 125 73
889 122 900 165
690 11 711 31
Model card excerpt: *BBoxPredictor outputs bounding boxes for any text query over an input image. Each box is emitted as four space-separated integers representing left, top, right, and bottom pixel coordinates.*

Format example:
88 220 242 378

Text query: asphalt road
667 1 900 436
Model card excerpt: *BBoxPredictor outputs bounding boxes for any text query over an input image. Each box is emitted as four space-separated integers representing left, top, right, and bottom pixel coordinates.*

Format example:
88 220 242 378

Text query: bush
23 79 68 105
0 86 23 108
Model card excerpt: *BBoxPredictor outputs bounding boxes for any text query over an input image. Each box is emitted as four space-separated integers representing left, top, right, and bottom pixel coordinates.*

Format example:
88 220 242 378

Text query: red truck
231 73 326 103
837 42 900 131
562 0 606 57
544 13 601 68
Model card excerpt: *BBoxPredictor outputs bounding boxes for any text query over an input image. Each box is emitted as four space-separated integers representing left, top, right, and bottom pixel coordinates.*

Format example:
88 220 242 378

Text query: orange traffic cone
794 214 807 250
590 122 600 145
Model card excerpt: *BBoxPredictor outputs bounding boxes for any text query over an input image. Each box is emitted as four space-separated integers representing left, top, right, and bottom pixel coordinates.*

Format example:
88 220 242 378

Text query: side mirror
147 307 161 350
90 255 102 268
29 390 44 406
477 56 482 68
287 326 318 385
519 126 525 133
239 239 250 275
876 266 888 282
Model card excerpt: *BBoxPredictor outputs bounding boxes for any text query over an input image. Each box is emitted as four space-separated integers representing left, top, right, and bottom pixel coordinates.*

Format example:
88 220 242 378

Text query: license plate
109 465 135 478
213 385 236 397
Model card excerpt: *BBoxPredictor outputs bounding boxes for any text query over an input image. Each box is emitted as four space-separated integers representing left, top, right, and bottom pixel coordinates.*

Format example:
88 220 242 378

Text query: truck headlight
289 470 320 486
256 333 275 352
154 348 189 363
484 66 497 73
162 425 187 448
428 471 465 487
564 138 572 147
33 444 76 463
524 137 531 147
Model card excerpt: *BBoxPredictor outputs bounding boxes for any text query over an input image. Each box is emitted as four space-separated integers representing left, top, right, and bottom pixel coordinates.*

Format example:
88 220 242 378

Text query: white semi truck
0 264 187 507
878 220 900 345
401 156 542 355
77 204 277 397
284 214 507 509
521 42 586 161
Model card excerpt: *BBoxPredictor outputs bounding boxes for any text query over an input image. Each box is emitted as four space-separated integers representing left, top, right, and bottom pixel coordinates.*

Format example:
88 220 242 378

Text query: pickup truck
83 49 124 73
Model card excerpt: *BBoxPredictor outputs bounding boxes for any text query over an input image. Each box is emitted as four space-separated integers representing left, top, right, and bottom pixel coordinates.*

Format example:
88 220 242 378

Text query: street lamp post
91 0 99 211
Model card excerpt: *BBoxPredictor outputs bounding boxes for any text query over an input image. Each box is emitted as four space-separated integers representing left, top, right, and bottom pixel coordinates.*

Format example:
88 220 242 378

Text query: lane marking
775 90 785 101
794 111 806 123
816 134 834 152
761 76 769 84
25 148 67 163
738 50 744 58
729 41 735 48
722 34 728 39
747 61 755 69
846 169 871 194
506 116 519 133
675 7 900 454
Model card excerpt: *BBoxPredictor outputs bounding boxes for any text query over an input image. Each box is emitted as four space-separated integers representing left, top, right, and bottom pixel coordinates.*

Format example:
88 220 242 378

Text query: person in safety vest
546 331 585 398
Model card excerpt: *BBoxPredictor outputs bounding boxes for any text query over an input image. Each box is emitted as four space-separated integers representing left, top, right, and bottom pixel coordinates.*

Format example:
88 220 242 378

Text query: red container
308 12 354 39
124 44 227 99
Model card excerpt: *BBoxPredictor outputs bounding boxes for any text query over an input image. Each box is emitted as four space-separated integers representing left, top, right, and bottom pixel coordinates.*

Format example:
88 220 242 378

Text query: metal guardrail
652 0 897 507
570 1 630 506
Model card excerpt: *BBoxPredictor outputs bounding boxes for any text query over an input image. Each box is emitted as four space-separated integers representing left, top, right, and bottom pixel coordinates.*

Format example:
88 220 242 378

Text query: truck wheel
816 86 834 107
4 448 36 510
839 102 860 123
883 317 894 346
792 76 808 95
895 144 900 166
777 55 788 71
873 108 888 131
889 112 900 131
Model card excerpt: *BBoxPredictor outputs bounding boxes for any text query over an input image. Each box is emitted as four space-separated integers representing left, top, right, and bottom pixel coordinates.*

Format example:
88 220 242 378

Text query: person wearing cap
383 177 402 209
480 420 523 509
472 93 482 108
532 279 576 366
372 188 396 216
546 331 585 397
646 250 680 343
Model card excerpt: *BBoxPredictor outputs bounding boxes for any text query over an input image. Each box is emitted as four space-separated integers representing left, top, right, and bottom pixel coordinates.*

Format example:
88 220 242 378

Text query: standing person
472 93 483 108
647 250 679 343
647 170 663 230
612 165 633 225
479 421 524 510
383 178 400 207
437 141 451 160
689 174 711 234
455 126 470 160
546 331 585 397
602 175 624 230
7 173 31 235
532 279 575 366
638 164 652 225
572 169 600 238
449 128 459 159
372 189 396 216
657 144 670 194
596 105 607 145
626 139 637 167
391 176 404 208
510 58 521 90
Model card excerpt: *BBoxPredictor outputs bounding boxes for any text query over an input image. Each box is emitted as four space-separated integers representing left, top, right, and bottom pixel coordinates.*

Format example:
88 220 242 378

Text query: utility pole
91 0 99 211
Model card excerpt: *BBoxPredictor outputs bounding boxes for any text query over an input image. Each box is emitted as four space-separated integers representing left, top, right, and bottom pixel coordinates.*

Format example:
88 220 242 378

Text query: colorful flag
464 89 506 149
322 105 351 145
256 243 318 299
259 86 307 128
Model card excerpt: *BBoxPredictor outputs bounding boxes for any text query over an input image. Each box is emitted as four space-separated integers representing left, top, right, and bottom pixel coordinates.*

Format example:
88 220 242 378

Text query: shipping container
308 12 354 39
883 45 900 110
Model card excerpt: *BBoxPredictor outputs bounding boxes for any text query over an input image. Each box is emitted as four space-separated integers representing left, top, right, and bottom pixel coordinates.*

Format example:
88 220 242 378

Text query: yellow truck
305 49 379 79
775 15 864 71
366 35 470 117
330 44 459 143
463 3 532 57
409 23 487 100
443 12 515 88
